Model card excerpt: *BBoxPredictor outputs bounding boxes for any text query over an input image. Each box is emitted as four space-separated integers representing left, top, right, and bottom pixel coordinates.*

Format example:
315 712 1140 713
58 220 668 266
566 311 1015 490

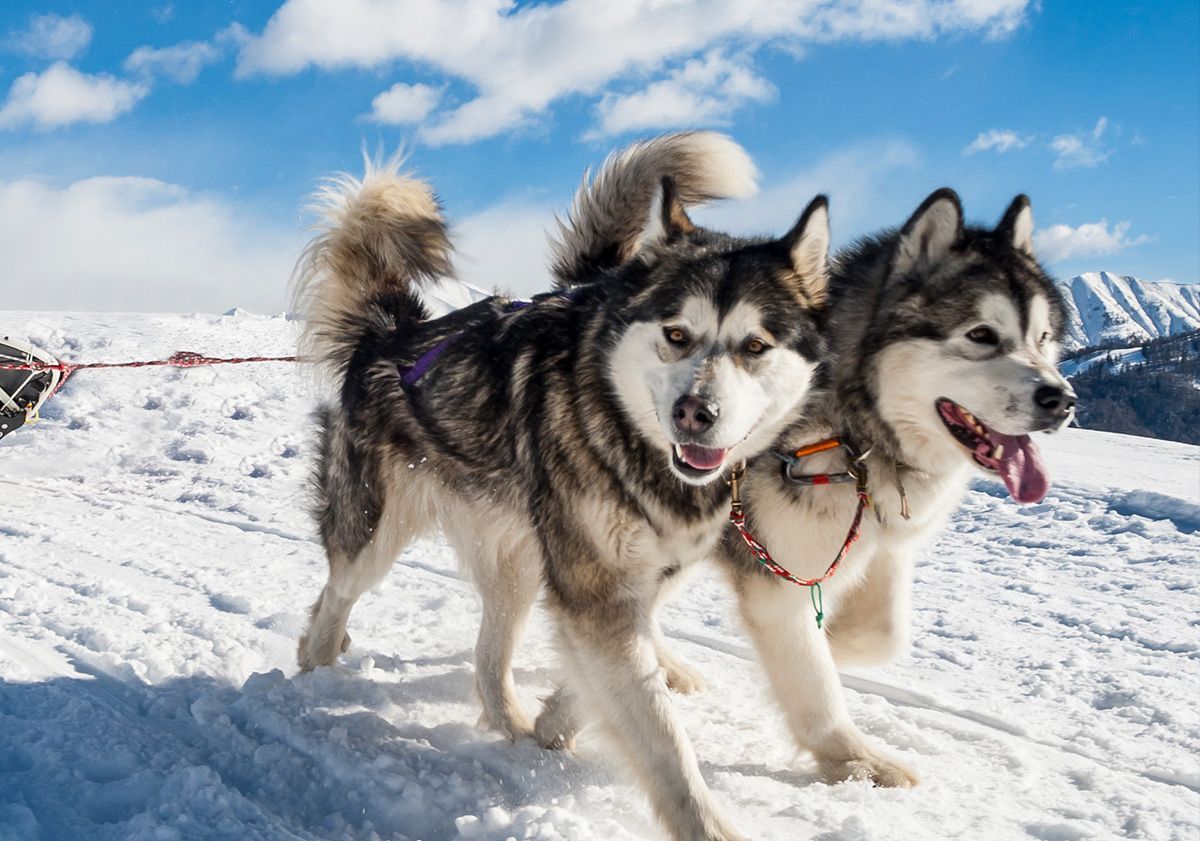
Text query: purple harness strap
399 336 458 387
398 293 557 387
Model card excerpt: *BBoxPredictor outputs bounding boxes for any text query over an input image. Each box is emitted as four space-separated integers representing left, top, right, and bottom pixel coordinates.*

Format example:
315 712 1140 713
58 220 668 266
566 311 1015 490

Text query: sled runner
0 337 62 441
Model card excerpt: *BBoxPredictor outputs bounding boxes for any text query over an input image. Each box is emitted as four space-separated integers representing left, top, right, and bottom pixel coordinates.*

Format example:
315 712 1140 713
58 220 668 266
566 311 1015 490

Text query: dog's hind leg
298 472 427 672
299 552 380 671
449 515 542 741
734 570 918 788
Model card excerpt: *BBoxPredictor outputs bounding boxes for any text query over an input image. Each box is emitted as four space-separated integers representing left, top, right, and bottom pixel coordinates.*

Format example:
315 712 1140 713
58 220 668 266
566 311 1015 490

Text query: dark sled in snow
1 337 62 440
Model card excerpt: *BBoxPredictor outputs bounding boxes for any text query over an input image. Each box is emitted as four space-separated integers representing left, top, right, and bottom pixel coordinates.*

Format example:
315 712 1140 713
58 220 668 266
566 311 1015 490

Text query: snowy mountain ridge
1058 272 1200 350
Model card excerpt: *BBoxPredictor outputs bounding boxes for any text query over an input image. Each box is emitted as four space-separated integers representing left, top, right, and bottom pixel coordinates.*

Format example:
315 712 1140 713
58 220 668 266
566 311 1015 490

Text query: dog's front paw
663 660 707 695
477 708 535 742
817 751 918 788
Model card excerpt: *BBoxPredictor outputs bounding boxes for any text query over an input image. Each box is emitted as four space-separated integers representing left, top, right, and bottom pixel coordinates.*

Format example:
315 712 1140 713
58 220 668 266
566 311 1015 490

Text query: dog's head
604 179 829 486
866 189 1073 502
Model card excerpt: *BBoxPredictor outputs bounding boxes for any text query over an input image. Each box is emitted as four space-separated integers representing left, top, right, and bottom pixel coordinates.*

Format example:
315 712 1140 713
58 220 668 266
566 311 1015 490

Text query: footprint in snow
209 593 252 615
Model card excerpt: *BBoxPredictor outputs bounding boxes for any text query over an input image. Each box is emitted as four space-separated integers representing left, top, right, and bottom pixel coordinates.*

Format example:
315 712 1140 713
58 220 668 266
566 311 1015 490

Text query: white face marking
607 294 817 486
875 292 1072 469
976 294 1022 341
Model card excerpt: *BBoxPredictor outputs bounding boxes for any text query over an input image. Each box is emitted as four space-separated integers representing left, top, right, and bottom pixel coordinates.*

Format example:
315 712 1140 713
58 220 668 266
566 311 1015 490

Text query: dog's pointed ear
996 193 1035 256
634 177 695 258
892 188 962 277
779 194 830 306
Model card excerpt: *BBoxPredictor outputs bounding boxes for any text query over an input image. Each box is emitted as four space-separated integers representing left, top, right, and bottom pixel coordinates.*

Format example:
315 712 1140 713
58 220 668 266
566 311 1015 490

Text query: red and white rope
0 350 298 403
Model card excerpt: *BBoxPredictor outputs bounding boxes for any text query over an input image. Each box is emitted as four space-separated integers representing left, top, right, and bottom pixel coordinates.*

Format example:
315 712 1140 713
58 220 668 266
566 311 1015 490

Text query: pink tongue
680 444 726 470
990 432 1050 503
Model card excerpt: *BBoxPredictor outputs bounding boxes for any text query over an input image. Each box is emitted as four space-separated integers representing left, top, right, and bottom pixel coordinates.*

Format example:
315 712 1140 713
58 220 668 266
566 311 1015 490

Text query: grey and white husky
715 189 1076 787
293 133 831 841
551 184 1076 788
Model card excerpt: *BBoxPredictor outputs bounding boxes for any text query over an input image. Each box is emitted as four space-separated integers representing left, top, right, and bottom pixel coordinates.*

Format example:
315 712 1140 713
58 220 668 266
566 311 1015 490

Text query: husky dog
551 186 1075 788
715 189 1075 787
293 133 832 840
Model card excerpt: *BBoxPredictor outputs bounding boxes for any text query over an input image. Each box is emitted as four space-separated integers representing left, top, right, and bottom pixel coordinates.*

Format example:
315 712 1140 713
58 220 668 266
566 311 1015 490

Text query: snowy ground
1 311 1198 841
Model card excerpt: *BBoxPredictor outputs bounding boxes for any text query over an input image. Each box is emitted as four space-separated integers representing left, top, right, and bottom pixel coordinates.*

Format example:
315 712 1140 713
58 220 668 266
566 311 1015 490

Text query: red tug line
0 350 299 403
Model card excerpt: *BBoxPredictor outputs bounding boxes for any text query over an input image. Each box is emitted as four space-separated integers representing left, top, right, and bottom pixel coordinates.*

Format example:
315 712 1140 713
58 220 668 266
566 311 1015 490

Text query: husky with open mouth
715 188 1076 787
293 133 831 841
550 183 1075 792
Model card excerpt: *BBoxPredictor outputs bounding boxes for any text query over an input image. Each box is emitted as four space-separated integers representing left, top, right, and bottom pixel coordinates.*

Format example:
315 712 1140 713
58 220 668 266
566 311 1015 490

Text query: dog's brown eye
745 338 767 355
662 323 691 345
664 327 689 346
966 326 1000 346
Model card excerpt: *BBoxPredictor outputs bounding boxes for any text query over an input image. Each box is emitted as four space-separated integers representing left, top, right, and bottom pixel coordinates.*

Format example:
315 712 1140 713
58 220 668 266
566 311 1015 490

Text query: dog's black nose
1034 384 1076 417
672 395 718 435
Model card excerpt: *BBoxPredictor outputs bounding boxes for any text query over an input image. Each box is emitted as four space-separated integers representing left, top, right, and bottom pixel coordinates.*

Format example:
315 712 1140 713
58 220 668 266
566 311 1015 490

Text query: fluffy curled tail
292 156 454 381
550 131 757 286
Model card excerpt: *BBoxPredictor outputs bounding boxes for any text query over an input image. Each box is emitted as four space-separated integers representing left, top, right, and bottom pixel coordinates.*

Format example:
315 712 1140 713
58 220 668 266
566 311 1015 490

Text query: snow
1059 272 1200 351
1 311 1198 841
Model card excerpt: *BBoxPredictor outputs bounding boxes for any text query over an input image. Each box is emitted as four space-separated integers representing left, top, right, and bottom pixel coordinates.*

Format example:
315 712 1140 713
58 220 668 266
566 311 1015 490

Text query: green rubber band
810 582 824 629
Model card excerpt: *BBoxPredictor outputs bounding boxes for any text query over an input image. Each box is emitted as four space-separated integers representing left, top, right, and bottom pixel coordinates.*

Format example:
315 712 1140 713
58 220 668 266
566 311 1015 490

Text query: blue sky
0 0 1196 312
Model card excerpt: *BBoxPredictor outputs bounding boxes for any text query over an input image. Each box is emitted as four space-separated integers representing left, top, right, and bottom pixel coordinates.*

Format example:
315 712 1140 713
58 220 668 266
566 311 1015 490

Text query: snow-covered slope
1 312 1198 841
1059 272 1200 350
1058 345 1147 378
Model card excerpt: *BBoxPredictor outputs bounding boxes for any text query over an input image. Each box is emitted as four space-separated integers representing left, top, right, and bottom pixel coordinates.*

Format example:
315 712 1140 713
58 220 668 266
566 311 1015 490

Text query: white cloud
125 41 222 84
0 63 149 130
235 0 1032 145
452 200 557 296
963 128 1031 155
590 51 774 138
369 82 442 124
4 13 92 61
0 176 300 312
1032 218 1151 264
1049 116 1110 170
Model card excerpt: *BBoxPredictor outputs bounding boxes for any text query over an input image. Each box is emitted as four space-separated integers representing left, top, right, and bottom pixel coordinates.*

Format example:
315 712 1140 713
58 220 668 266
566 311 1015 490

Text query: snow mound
1110 490 1200 534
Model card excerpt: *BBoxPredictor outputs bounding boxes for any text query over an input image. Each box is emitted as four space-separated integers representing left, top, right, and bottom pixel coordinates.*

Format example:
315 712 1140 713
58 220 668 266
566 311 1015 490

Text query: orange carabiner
791 437 842 460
